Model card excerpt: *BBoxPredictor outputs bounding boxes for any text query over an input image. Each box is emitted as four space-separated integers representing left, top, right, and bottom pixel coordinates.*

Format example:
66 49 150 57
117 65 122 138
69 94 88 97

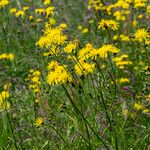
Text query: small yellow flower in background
97 44 120 58
120 34 130 41
29 15 33 21
98 19 119 31
134 103 143 110
35 117 43 127
15 10 25 17
78 25 82 30
35 8 45 14
113 35 118 40
132 20 137 27
142 109 149 113
23 6 29 11
10 8 17 14
43 0 51 5
49 18 56 26
59 23 67 29
138 14 143 19
82 28 89 34
118 78 130 83
0 53 14 61
45 6 55 18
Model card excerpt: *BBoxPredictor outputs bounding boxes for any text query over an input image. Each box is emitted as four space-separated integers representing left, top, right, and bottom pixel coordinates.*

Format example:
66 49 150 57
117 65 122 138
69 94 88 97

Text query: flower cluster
28 70 41 93
0 53 14 61
0 0 9 9
0 83 11 111
98 19 119 31
47 61 72 85
113 54 132 69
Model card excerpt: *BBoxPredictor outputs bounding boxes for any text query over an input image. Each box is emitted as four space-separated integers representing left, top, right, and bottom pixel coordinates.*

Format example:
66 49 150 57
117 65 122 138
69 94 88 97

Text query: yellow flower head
35 117 43 127
134 29 149 42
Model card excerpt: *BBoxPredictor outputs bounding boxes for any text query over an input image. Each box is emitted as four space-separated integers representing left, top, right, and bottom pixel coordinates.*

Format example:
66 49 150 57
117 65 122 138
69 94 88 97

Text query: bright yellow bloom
15 10 25 17
47 61 72 85
37 26 67 49
98 19 119 31
0 0 9 8
10 8 17 14
97 44 120 58
82 28 89 34
74 59 95 76
134 29 149 42
78 43 97 60
142 109 149 113
134 103 143 110
118 78 130 83
43 0 51 5
0 53 14 61
45 6 54 18
64 41 77 53
35 117 43 127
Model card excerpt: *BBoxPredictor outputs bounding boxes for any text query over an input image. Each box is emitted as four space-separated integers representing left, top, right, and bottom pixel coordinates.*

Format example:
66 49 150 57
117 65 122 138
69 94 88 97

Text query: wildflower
47 61 72 85
134 103 143 110
134 29 149 42
43 0 51 5
78 43 97 60
0 0 9 8
78 25 82 30
36 26 67 49
15 10 25 17
45 6 54 18
28 70 41 93
142 109 149 113
82 28 89 34
97 44 120 58
64 41 77 53
35 117 43 127
118 78 130 83
23 6 29 11
98 19 119 31
10 8 17 14
35 8 45 15
74 59 95 76
120 34 130 41
0 53 14 61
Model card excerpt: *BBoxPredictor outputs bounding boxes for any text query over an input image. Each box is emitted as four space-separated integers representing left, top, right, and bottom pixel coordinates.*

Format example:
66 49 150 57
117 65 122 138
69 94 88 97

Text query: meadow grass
0 0 150 149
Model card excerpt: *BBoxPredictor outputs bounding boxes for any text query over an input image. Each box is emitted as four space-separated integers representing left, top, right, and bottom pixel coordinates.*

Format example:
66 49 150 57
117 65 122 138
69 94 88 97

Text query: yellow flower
45 6 54 18
142 109 149 113
118 78 130 83
134 29 149 42
134 103 143 110
120 34 130 41
82 28 89 34
47 61 72 85
74 59 95 76
10 8 17 14
23 6 29 11
0 0 9 8
97 44 120 58
36 26 67 49
15 10 25 17
35 117 43 127
64 41 77 53
43 0 51 5
98 19 119 31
